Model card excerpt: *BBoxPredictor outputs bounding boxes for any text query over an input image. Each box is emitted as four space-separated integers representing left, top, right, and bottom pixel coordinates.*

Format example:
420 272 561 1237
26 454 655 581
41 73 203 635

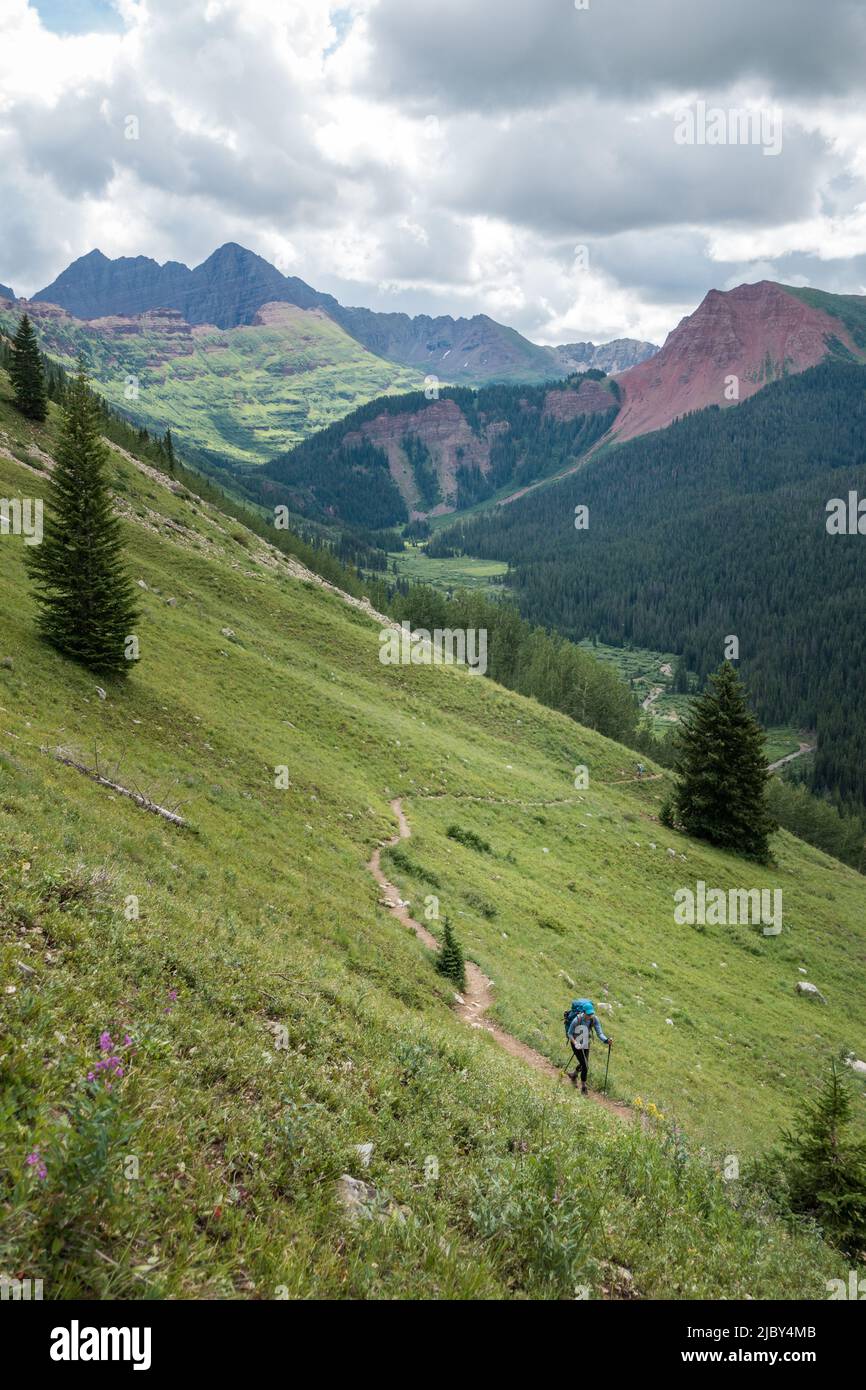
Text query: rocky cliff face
611 280 865 443
541 377 621 421
32 250 192 321
548 337 658 376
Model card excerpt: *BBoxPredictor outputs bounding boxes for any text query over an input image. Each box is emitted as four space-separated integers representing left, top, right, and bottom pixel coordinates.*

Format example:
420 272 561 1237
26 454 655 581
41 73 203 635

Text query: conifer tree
163 428 176 473
778 1058 866 1255
436 916 466 990
10 313 48 421
671 661 776 861
27 366 138 675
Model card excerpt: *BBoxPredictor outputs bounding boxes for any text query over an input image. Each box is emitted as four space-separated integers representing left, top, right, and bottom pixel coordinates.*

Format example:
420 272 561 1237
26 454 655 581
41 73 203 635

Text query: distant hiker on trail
564 998 612 1095
636 762 645 780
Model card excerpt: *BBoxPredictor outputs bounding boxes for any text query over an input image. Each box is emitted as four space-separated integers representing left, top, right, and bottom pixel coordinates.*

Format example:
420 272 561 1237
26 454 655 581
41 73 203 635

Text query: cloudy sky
2 0 866 345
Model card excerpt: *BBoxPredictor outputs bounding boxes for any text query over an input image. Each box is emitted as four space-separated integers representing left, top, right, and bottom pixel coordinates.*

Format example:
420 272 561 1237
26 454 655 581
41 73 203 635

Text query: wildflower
26 1149 47 1181
87 1031 132 1087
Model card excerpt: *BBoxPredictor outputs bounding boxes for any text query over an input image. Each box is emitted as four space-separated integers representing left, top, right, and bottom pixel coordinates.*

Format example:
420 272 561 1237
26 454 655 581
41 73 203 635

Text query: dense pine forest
431 362 866 811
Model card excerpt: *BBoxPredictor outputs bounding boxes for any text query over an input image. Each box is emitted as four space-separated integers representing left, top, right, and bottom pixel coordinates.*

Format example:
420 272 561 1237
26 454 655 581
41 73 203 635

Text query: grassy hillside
0 301 424 467
1 374 864 1300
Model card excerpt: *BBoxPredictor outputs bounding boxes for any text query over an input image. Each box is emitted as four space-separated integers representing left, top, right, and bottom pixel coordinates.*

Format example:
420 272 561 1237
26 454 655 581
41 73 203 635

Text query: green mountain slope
1 373 864 1299
0 299 425 467
252 374 620 527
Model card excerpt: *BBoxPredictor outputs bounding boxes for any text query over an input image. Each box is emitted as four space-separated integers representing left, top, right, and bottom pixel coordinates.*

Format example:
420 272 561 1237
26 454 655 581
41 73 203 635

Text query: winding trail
367 797 631 1122
768 740 815 773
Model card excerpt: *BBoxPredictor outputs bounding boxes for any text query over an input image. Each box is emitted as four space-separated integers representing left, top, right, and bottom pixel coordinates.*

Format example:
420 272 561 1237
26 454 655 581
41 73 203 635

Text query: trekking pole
603 1042 611 1095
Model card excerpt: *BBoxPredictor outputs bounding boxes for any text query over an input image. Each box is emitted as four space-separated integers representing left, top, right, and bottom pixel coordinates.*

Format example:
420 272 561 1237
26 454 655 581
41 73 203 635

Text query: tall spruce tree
670 661 776 861
777 1058 866 1255
27 366 139 675
10 313 48 421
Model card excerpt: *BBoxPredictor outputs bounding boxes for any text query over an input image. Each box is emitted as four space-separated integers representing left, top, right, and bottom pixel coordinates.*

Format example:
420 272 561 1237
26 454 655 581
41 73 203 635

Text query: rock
137 579 148 590
0 656 13 669
220 627 235 638
599 1260 638 1299
354 1142 374 1168
166 597 177 607
845 1056 866 1076
665 1017 674 1026
796 981 827 1003
336 1174 405 1224
95 687 107 701
667 848 676 858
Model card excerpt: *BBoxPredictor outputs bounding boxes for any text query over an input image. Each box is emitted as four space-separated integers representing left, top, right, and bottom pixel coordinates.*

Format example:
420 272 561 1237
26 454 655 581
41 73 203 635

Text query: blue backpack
563 998 595 1037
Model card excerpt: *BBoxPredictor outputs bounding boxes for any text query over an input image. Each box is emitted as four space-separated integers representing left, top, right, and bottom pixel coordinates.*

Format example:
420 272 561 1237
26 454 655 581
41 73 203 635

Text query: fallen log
44 747 189 828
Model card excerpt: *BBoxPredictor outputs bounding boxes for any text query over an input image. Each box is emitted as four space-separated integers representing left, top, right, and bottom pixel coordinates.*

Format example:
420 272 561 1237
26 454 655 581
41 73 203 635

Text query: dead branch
44 747 190 828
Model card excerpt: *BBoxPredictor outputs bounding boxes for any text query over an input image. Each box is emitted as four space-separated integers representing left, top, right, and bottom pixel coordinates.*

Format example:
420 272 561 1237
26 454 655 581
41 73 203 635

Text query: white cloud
1 0 866 343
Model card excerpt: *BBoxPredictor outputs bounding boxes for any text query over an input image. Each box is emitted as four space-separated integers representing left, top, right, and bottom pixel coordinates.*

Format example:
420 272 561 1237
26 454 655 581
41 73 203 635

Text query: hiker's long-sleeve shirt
568 1013 609 1047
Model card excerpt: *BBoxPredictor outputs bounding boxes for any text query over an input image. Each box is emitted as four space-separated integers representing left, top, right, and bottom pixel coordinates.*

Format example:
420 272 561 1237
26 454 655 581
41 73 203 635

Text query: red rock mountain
612 280 865 443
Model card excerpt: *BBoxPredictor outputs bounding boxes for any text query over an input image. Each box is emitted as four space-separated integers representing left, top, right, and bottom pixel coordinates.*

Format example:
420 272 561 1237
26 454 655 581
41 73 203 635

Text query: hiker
636 762 645 780
564 998 612 1094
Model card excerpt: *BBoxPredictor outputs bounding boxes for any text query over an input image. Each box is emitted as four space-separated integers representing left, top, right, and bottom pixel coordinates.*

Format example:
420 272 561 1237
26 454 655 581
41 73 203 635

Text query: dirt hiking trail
768 741 815 772
367 797 631 1122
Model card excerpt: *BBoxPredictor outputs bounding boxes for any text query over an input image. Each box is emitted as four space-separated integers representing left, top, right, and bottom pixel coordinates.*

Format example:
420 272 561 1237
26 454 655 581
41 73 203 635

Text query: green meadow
389 544 509 592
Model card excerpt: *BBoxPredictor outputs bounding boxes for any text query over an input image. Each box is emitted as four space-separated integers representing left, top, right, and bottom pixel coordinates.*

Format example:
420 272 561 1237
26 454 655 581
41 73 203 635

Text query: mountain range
248 278 866 527
28 243 658 384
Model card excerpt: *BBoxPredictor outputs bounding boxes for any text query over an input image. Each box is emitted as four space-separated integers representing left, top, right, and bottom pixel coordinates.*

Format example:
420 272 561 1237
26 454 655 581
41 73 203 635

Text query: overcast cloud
1 0 865 344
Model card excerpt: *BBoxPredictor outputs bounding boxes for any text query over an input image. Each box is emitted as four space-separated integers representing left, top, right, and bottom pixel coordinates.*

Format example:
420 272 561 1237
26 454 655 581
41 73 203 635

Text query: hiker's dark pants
570 1043 589 1086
